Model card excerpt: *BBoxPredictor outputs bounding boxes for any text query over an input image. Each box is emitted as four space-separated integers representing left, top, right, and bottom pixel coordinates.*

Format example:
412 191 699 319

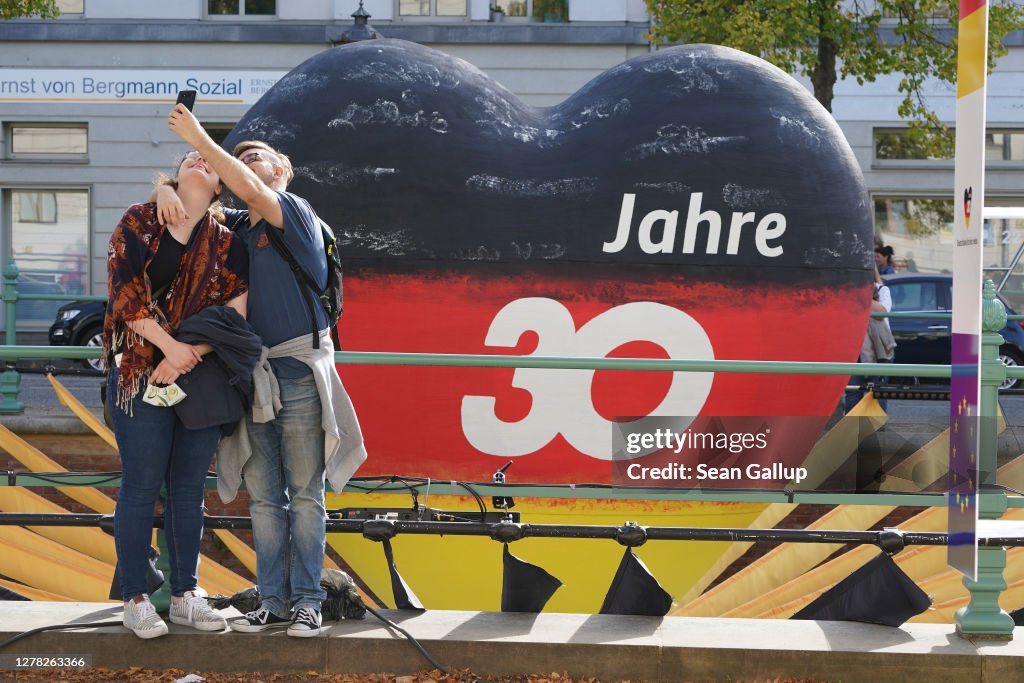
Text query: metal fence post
0 259 23 414
150 523 172 612
956 279 1014 638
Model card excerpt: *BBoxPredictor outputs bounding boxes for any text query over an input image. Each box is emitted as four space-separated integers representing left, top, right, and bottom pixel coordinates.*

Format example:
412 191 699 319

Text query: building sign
0 69 287 105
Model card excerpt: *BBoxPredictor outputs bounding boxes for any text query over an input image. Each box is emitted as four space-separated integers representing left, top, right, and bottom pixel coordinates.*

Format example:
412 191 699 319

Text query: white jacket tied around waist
216 330 368 503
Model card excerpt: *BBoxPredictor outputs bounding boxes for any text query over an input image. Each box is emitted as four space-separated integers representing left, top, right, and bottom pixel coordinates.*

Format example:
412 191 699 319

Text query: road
15 371 1024 423
17 369 105 412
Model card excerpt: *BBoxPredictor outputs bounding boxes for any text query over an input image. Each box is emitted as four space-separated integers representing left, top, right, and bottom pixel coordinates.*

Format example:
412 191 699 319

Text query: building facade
1 0 1023 336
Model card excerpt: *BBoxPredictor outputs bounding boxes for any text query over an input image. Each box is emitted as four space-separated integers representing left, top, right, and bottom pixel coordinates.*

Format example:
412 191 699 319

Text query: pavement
0 602 1023 681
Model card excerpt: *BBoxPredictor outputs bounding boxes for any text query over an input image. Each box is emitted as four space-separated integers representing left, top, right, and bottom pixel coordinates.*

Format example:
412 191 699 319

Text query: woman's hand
150 359 182 386
162 340 203 374
155 184 189 226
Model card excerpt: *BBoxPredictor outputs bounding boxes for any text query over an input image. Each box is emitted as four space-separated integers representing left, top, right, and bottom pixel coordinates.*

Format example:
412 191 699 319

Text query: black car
883 273 1024 390
48 300 106 372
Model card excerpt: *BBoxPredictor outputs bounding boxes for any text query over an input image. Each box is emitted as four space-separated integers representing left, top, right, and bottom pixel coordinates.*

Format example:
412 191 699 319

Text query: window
5 189 90 325
399 0 467 17
874 129 953 161
55 0 84 13
8 124 87 158
208 0 275 16
985 131 1024 161
888 282 939 312
873 196 954 275
201 122 236 146
17 192 57 223
875 128 1024 162
495 1 530 17
874 197 953 239
881 6 950 19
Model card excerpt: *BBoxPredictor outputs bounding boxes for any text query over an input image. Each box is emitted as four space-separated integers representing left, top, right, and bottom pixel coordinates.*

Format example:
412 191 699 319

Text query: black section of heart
226 40 872 286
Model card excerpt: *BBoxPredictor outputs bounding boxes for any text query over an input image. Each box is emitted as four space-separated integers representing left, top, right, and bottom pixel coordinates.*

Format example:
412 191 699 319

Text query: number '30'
460 298 714 460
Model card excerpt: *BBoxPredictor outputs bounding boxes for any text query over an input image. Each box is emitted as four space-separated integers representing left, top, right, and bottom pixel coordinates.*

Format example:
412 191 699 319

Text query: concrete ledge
1 603 1023 681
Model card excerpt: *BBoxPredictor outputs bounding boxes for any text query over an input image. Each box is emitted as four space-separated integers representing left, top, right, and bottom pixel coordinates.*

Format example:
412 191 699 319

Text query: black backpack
264 219 344 349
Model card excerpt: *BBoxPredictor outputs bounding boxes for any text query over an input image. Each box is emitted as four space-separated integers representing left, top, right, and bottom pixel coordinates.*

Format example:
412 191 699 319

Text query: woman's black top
145 225 192 367
147 231 186 303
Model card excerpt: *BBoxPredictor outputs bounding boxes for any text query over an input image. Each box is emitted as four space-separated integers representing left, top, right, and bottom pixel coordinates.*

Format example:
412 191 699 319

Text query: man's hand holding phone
168 97 207 148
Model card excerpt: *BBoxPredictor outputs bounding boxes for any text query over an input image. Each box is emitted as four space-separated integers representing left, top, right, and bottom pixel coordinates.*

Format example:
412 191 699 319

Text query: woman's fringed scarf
103 202 248 413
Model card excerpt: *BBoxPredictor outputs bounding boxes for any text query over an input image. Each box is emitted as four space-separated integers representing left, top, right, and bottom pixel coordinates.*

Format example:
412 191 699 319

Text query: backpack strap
264 224 324 350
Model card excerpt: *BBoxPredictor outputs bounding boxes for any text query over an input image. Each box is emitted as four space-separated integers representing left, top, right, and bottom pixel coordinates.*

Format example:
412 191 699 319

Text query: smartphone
175 89 197 111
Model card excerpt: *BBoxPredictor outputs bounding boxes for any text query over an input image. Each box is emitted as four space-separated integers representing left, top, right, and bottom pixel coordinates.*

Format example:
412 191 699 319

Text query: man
166 105 366 638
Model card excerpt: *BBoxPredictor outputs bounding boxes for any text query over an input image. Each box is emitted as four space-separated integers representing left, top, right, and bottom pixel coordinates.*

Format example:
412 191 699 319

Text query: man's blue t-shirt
223 192 328 377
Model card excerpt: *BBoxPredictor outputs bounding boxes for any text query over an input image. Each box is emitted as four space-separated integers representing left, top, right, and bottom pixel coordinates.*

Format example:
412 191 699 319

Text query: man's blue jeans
108 369 220 600
242 373 327 618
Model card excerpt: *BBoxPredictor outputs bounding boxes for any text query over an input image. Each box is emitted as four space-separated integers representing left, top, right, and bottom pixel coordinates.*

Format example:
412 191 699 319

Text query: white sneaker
169 591 227 632
123 595 169 639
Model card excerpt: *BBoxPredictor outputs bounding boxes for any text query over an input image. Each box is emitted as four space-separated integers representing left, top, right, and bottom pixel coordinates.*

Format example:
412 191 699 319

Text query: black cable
13 472 122 486
364 605 449 674
363 605 484 682
0 620 123 650
348 475 488 522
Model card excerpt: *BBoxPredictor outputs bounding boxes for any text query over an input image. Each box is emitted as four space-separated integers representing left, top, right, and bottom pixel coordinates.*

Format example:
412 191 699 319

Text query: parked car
48 300 106 372
883 273 1024 390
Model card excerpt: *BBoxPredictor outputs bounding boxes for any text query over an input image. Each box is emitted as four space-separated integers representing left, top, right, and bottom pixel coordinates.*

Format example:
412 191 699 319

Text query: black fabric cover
0 585 29 601
599 547 673 617
501 544 562 612
382 538 424 611
108 545 165 600
1010 607 1024 626
791 551 931 627
174 306 262 431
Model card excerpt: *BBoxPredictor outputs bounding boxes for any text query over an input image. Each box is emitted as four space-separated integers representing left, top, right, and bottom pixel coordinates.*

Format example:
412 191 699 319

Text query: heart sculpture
226 39 873 488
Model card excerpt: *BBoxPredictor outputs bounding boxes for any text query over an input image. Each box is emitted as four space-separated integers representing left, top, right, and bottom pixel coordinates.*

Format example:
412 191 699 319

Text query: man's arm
167 104 284 227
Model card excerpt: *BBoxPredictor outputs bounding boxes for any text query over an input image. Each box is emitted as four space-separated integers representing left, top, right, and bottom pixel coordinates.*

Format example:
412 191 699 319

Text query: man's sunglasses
239 150 275 165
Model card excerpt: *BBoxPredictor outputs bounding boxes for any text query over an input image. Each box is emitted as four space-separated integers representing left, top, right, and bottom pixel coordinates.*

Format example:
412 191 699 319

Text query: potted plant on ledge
489 3 505 22
533 0 566 22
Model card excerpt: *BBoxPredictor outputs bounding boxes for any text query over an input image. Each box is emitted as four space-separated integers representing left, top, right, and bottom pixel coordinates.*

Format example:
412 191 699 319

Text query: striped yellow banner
958 0 988 97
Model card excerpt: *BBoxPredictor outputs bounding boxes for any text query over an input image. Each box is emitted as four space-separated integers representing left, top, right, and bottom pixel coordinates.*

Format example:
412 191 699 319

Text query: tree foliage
0 0 60 20
646 0 1024 155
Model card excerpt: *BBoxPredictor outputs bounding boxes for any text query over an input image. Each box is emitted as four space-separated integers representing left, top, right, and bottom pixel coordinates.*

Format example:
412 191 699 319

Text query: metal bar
17 294 105 302
3 511 1023 547
0 346 953 378
872 311 950 319
0 471 966 508
331 351 950 378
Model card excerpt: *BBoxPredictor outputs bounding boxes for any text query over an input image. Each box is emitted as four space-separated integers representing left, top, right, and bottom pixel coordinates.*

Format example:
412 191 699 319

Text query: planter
490 11 504 22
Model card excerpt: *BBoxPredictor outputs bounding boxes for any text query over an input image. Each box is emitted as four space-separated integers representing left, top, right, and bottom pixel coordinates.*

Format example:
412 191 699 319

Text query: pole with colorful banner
948 0 988 583
951 0 1015 639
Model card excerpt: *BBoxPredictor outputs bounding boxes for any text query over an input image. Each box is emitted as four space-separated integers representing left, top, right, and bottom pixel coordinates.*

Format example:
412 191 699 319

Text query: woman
103 150 249 639
845 265 894 413
875 244 896 275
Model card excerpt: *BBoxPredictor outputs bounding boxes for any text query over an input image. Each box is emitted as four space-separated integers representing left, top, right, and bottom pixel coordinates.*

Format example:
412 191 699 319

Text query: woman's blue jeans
108 369 220 600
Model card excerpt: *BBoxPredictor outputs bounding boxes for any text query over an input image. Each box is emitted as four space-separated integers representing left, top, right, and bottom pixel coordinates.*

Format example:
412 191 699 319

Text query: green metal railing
0 259 1017 637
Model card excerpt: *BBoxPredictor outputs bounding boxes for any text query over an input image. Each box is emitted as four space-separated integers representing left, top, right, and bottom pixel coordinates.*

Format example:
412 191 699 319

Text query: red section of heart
337 271 869 486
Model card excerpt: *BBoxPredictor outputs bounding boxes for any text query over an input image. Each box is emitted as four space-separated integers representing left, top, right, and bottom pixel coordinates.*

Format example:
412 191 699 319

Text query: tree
0 1 60 20
645 0 1024 155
